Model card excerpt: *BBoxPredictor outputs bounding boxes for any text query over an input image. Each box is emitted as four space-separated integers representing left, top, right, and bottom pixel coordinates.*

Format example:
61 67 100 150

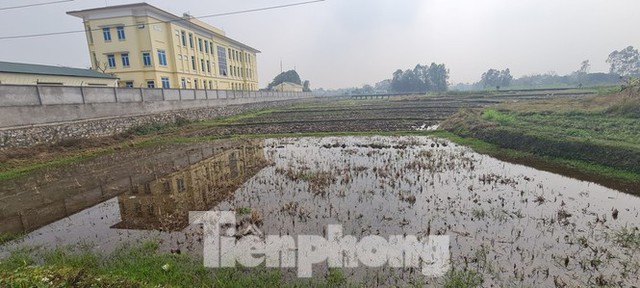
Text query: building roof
67 2 260 53
0 61 117 79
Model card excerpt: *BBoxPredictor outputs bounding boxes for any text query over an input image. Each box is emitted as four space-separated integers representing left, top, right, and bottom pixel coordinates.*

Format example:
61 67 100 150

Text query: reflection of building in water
112 139 265 231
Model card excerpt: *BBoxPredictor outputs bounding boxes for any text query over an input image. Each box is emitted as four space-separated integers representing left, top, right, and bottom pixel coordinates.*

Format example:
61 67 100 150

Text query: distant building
0 61 117 86
68 3 259 90
271 82 303 92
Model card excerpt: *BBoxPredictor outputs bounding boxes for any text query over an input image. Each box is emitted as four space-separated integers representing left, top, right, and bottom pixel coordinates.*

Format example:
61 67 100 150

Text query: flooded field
1 136 639 287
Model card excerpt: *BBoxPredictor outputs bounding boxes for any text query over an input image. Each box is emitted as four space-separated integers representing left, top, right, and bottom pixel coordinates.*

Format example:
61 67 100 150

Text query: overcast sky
0 0 638 89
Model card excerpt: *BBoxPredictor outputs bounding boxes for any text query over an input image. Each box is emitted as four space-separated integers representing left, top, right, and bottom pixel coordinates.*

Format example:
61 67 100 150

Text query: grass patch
0 232 25 245
129 116 193 136
442 268 483 288
481 109 516 125
0 241 358 288
613 227 640 249
0 150 106 182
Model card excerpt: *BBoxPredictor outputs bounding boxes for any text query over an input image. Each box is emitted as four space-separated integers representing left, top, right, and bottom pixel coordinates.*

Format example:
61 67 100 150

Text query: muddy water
2 136 639 287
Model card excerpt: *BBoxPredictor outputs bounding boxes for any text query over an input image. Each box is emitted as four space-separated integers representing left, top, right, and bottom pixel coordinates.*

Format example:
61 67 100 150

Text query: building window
181 78 186 88
121 53 130 67
144 183 151 194
161 77 170 88
209 42 214 55
204 40 209 53
142 52 151 66
181 30 186 46
217 47 227 76
176 178 185 192
201 59 205 72
102 27 111 41
147 80 155 88
157 49 167 66
125 81 134 88
116 26 125 40
107 54 116 68
209 80 212 90
191 56 196 71
163 181 171 193
188 33 193 48
198 39 203 52
206 60 211 73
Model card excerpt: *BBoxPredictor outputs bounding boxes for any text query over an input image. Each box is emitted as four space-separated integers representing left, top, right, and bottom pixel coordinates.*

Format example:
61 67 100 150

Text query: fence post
161 88 165 101
140 87 145 102
80 85 85 104
216 89 219 99
179 89 182 101
205 88 209 100
35 85 43 105
114 86 118 103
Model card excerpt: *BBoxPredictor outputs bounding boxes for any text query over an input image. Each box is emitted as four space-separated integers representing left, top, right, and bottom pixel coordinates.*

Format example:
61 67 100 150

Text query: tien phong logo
190 211 450 278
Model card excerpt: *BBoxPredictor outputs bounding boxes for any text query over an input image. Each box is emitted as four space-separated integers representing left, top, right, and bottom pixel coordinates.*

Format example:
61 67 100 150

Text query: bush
481 109 516 125
606 97 640 118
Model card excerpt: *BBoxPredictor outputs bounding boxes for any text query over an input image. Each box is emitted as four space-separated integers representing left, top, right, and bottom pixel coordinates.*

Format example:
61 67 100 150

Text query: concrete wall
0 84 314 148
0 84 312 128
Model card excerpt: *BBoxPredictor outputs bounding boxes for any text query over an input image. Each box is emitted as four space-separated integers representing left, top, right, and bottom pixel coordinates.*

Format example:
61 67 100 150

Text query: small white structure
271 82 303 92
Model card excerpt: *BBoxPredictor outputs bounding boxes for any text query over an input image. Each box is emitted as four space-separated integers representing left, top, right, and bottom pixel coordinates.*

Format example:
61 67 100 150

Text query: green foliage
613 227 640 249
235 207 252 215
0 241 363 288
268 70 302 89
0 233 25 245
606 97 640 118
303 80 311 92
130 117 192 136
480 68 512 88
442 269 483 288
481 109 516 125
391 63 449 93
607 46 640 76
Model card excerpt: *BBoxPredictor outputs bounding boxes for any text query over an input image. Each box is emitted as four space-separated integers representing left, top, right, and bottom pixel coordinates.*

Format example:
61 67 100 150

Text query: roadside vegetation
0 240 484 287
0 241 353 288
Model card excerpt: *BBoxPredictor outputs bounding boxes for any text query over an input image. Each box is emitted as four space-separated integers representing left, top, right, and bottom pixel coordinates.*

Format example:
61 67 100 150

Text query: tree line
390 63 449 93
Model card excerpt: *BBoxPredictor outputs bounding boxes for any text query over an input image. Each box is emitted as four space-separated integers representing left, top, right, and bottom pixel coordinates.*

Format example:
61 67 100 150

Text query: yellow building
0 61 117 86
112 139 266 231
68 3 259 91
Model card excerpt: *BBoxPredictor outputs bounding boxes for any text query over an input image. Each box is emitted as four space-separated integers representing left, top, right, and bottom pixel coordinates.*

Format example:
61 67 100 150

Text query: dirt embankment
441 94 640 178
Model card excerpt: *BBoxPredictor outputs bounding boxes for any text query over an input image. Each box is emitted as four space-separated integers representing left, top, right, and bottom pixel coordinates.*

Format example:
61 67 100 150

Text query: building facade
0 61 117 86
272 82 304 92
68 3 259 91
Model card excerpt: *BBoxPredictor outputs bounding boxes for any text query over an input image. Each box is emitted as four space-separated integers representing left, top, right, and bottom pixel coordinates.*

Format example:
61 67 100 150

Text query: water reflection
2 136 639 287
0 139 266 235
113 141 265 231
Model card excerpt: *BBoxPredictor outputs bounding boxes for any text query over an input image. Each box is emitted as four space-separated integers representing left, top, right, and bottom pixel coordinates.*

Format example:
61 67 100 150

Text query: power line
0 0 325 40
0 0 74 11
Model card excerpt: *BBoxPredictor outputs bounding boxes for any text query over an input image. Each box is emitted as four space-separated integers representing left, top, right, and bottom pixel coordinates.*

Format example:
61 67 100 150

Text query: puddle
1 136 639 286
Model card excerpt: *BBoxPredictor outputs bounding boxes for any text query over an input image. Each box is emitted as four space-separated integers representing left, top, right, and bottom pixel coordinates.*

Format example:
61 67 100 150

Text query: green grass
0 149 109 182
442 268 483 288
0 233 25 246
613 227 640 249
0 241 358 288
481 109 516 125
